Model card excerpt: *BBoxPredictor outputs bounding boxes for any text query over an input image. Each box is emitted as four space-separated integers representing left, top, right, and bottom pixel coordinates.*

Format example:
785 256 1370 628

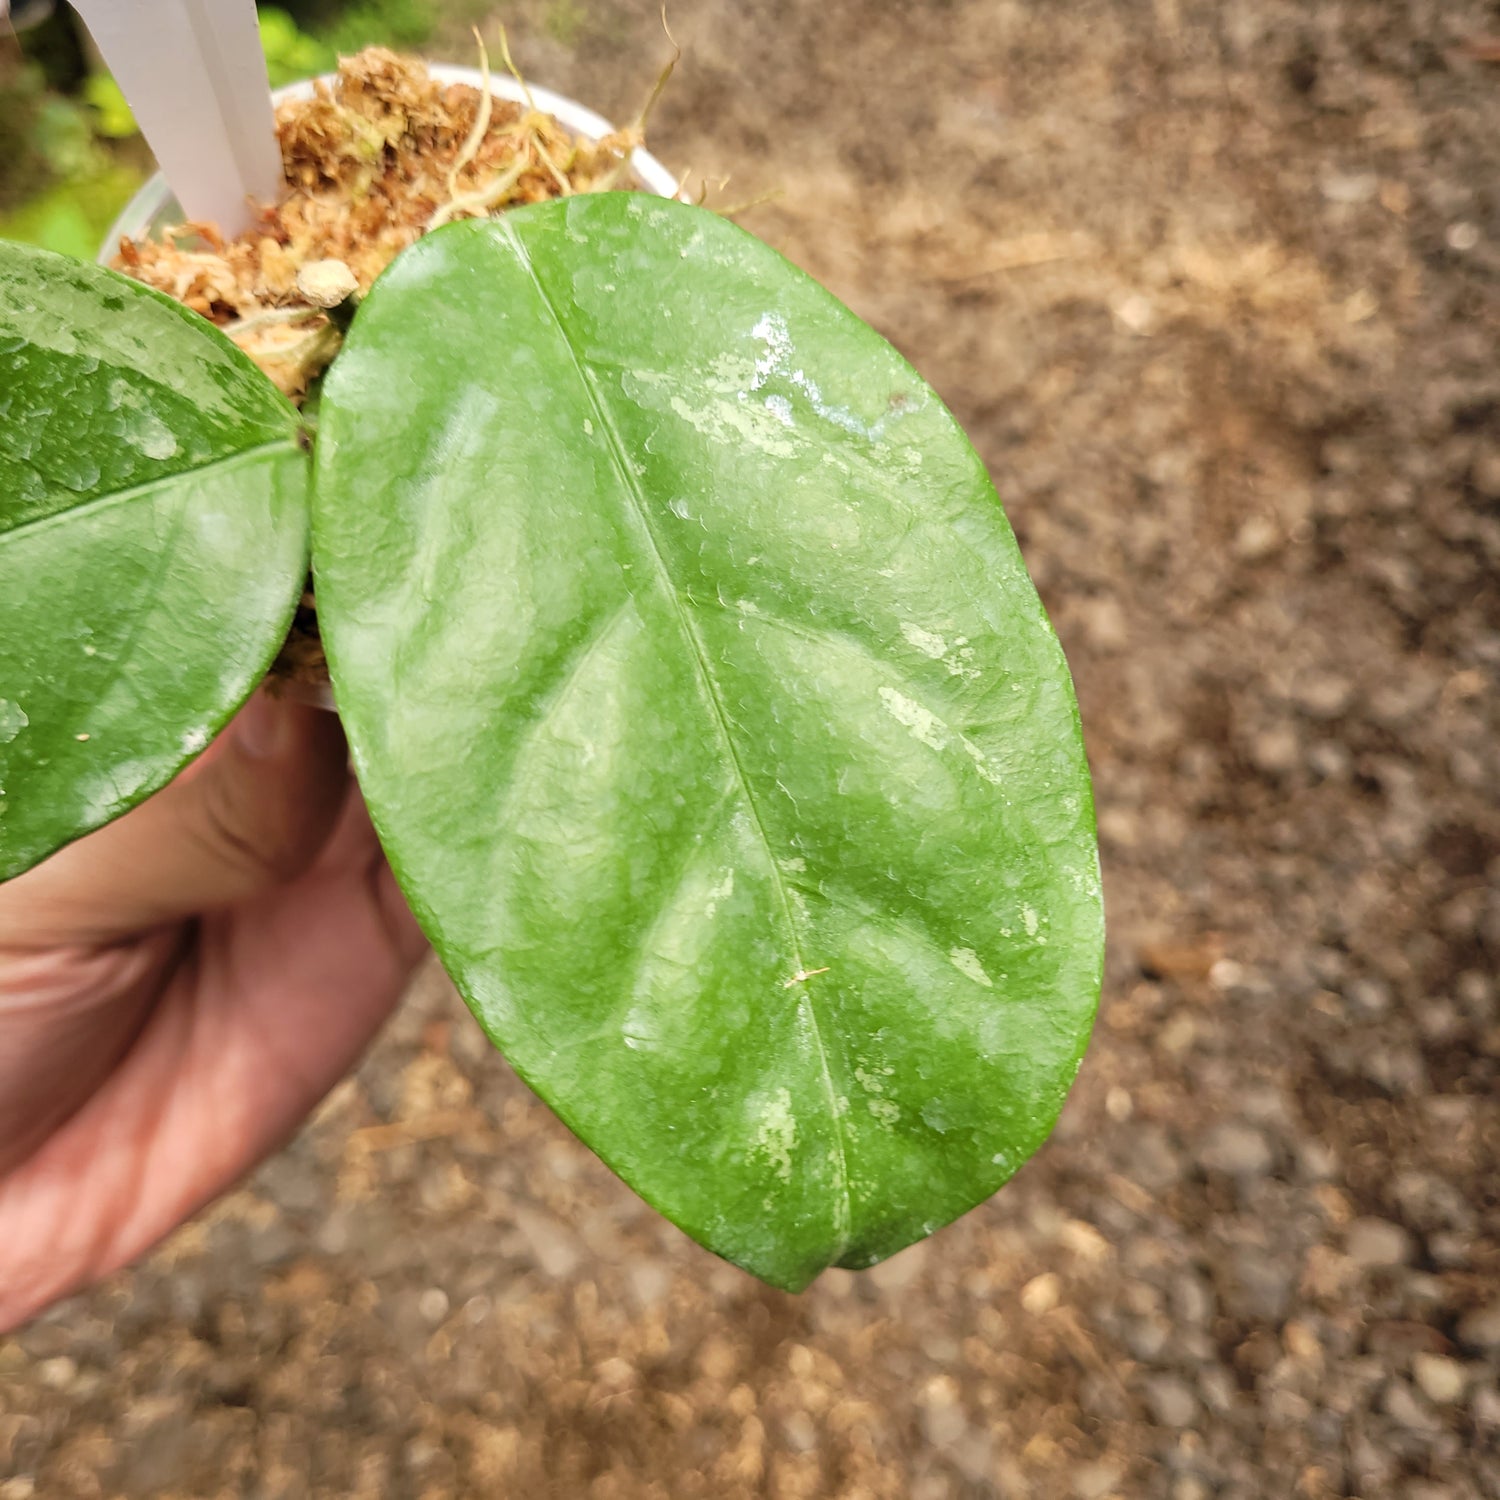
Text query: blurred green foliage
258 7 338 87
81 74 136 138
0 164 142 259
323 0 438 51
276 0 490 53
0 56 143 255
0 0 469 256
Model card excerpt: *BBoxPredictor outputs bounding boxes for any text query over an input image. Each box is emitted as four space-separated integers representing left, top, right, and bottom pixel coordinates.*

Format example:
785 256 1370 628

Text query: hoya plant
0 191 1102 1290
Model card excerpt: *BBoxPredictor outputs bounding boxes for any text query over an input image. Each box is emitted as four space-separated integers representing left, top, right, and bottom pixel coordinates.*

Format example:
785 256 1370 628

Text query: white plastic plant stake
72 0 283 236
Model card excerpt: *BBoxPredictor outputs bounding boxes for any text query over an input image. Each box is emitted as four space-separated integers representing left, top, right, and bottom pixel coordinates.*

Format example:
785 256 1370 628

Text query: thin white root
426 156 530 231
445 28 494 202
637 6 682 136
225 305 321 339
496 25 537 114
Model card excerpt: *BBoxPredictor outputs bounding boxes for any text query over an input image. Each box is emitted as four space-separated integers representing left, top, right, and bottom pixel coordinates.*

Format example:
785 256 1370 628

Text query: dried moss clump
109 45 662 690
111 46 651 400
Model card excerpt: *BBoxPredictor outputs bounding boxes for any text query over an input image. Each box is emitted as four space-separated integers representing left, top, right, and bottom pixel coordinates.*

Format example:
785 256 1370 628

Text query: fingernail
235 693 293 759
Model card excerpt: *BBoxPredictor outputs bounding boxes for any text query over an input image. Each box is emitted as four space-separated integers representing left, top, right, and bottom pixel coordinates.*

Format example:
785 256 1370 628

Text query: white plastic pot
99 65 677 711
101 63 678 260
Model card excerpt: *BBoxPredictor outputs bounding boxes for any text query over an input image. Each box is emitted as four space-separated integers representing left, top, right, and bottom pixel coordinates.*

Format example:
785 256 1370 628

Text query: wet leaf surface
0 243 308 879
314 196 1102 1287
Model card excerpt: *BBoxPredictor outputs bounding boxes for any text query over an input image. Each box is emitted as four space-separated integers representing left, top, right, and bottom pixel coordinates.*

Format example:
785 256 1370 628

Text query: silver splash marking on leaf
948 947 994 988
877 686 947 751
0 701 28 744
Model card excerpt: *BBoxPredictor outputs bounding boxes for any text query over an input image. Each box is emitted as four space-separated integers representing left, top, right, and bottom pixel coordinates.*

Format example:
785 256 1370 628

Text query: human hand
0 693 427 1331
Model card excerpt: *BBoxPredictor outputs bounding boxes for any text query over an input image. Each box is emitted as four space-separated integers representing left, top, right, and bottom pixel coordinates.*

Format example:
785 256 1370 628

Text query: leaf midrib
0 439 298 549
499 219 854 1255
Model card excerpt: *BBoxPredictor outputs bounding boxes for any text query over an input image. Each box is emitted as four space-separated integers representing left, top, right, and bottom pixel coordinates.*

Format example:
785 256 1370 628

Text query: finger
0 930 181 1177
298 785 429 963
0 693 351 948
301 788 426 961
0 797 428 1330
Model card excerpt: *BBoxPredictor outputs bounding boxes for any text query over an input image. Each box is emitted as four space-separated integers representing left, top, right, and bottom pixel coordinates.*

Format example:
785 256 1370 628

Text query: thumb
0 693 351 948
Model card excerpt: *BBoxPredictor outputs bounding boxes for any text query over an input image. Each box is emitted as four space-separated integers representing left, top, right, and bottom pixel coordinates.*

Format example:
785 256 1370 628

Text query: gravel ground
4 1 1500 1495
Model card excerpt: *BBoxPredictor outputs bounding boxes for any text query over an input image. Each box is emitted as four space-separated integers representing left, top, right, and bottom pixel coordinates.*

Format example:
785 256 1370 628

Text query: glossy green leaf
314 197 1103 1289
0 242 308 879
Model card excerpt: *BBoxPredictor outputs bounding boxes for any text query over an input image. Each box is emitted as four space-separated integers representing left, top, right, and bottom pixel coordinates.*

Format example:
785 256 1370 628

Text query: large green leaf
0 242 309 880
314 197 1103 1289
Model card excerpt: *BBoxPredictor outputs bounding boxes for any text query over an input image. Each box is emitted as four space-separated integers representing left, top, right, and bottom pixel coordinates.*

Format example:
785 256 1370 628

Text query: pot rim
98 62 680 262
97 63 679 715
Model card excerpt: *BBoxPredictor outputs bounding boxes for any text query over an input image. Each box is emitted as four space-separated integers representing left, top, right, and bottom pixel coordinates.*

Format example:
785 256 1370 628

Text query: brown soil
4 2 1499 1497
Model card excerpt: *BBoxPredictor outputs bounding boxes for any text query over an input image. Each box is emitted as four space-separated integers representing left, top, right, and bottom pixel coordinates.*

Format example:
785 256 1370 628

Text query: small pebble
1020 1272 1061 1316
1382 1378 1441 1433
1113 293 1156 334
1321 171 1378 203
1345 978 1391 1016
1405 1485 1454 1500
1472 1385 1500 1427
1412 1353 1466 1405
1072 1463 1123 1499
512 1206 585 1279
1471 444 1500 501
867 1238 928 1291
1234 515 1281 560
1250 723 1301 775
1283 1320 1322 1366
595 1356 634 1389
1292 671 1354 719
1345 1217 1413 1268
1230 1251 1293 1321
918 1375 967 1447
1428 1232 1471 1269
1079 596 1129 651
1307 741 1350 779
1144 1375 1198 1428
1172 1274 1214 1327
1124 1316 1169 1361
783 1411 818 1452
417 1288 450 1324
1199 1123 1274 1178
1457 1300 1500 1352
36 1356 77 1391
1209 958 1246 991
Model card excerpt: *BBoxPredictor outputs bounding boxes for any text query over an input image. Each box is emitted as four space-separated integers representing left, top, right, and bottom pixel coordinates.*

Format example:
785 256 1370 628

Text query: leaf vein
0 440 298 547
70 493 194 743
498 219 853 1252
489 598 636 823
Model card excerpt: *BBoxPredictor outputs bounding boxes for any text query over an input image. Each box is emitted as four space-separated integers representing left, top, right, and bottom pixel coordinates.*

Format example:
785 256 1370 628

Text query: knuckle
194 775 302 889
